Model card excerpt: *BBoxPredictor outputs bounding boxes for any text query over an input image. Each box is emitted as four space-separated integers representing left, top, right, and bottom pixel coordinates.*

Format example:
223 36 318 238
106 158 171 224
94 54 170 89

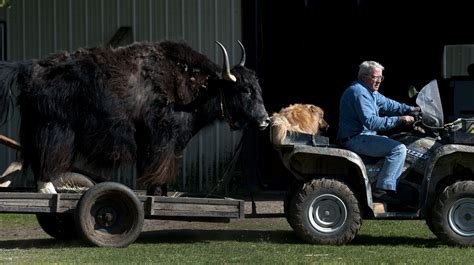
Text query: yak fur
270 103 328 145
0 41 269 190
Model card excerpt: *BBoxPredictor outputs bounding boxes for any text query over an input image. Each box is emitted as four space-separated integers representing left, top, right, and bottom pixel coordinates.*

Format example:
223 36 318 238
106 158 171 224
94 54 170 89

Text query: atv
273 79 474 247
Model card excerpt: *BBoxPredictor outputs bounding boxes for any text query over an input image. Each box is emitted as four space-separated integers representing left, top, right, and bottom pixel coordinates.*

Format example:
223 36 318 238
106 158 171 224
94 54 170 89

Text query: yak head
215 41 270 131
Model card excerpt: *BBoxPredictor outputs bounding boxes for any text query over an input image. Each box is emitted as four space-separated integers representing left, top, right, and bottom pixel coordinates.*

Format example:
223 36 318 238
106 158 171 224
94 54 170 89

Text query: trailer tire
36 213 77 240
431 180 474 247
289 178 362 245
75 182 144 247
53 172 95 193
36 172 95 239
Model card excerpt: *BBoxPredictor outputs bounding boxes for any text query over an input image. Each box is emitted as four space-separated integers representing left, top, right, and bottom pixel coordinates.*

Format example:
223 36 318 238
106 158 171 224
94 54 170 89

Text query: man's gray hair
358 61 384 79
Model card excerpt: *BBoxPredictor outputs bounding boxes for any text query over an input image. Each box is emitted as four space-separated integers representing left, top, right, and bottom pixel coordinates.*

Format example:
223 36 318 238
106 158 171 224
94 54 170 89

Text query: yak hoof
37 181 57 194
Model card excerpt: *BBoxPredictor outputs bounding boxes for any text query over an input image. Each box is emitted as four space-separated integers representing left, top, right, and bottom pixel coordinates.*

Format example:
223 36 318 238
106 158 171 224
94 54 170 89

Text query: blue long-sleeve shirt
337 80 413 140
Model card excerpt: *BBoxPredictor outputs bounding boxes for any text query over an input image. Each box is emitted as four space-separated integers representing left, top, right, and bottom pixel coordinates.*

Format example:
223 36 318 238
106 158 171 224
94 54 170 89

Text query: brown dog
270 103 328 145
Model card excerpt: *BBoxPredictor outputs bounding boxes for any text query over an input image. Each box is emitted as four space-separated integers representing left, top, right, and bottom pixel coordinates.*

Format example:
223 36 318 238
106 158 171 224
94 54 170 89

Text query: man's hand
400 115 415 125
411 106 421 112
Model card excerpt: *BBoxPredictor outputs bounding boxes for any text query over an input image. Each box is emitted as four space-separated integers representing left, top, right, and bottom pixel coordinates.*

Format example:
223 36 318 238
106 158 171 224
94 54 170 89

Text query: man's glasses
368 75 384 82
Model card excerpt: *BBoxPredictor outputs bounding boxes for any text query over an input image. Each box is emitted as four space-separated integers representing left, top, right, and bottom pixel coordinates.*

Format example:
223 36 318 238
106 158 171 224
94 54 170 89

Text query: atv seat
284 131 330 146
358 154 380 165
332 142 380 165
270 130 334 151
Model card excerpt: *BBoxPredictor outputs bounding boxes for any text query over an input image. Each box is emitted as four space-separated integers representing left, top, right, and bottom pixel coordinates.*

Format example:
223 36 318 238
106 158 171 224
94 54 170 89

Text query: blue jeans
342 134 407 191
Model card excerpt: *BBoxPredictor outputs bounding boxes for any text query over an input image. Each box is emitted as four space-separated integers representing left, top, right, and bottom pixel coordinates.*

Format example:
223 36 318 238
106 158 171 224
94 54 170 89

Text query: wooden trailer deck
0 192 245 220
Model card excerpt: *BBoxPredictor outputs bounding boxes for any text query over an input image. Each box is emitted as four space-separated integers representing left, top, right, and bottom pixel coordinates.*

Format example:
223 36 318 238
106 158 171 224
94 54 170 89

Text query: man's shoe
373 188 401 205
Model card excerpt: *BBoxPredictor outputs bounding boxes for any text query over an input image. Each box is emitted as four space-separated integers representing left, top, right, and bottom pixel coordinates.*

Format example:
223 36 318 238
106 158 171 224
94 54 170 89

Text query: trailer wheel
75 182 144 247
53 172 95 193
36 213 76 240
289 178 362 245
431 180 474 247
36 172 95 239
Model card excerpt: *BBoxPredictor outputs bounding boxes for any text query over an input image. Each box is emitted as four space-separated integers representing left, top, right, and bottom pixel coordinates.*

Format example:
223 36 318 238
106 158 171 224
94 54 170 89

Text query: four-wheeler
274 80 474 247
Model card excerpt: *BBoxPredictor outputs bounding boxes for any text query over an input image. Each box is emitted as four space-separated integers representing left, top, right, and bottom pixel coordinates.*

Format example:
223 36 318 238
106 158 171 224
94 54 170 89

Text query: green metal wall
0 0 244 192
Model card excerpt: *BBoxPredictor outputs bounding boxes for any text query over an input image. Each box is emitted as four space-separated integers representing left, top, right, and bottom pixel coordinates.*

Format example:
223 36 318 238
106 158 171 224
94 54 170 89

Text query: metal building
0 0 245 192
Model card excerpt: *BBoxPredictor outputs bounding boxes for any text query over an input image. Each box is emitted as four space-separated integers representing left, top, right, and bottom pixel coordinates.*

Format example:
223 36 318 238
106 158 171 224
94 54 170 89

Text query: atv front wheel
431 180 474 247
289 178 362 245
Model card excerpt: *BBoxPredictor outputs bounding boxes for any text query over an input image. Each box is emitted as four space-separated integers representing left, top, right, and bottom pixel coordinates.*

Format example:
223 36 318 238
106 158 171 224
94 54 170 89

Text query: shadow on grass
0 230 443 249
137 229 443 248
137 229 300 244
351 234 441 247
0 238 87 249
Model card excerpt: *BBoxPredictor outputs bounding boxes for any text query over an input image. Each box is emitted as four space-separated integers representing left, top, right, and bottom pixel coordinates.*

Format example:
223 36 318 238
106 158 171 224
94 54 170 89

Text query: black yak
0 40 270 194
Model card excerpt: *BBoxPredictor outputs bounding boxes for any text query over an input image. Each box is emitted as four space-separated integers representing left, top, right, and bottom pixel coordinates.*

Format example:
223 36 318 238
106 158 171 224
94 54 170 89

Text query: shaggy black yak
0 40 269 193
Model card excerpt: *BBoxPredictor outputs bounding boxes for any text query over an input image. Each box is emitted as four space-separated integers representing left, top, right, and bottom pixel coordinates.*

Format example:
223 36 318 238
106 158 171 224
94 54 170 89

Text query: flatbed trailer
0 184 245 247
1 133 247 247
0 191 244 218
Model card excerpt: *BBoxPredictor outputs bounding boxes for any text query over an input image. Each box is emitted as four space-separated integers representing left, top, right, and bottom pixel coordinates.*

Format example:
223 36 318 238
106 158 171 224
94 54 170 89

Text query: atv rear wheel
425 212 436 235
284 180 302 229
431 180 474 247
289 178 362 245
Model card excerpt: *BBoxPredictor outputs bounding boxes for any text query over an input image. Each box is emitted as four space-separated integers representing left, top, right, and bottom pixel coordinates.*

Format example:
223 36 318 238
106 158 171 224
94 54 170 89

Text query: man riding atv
337 60 420 205
272 76 474 246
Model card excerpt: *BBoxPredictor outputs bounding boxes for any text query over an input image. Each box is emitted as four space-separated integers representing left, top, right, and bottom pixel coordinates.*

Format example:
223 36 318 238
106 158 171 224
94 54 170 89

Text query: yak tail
0 61 30 125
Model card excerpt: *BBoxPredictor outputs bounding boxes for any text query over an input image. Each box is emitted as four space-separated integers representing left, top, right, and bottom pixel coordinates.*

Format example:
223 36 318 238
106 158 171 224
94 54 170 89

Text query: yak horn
215 41 236 82
237 40 246 67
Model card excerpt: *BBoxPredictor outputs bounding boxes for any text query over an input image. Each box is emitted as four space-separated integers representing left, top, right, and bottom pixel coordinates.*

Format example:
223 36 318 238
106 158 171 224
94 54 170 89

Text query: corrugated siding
0 0 243 192
443 44 474 78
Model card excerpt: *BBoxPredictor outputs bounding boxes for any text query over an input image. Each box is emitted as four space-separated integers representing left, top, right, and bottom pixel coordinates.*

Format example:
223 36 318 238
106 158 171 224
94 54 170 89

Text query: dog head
270 103 329 145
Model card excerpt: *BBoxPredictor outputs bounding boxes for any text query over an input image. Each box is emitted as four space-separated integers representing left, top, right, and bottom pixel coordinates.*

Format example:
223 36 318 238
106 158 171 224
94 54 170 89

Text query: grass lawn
0 214 473 264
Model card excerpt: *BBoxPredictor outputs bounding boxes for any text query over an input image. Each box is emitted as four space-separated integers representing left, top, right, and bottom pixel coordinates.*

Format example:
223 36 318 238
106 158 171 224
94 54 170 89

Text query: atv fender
421 143 474 213
278 144 373 208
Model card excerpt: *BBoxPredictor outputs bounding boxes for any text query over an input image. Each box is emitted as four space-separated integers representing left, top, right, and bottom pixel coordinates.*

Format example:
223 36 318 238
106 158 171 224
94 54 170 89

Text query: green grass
0 214 473 264
0 213 36 228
